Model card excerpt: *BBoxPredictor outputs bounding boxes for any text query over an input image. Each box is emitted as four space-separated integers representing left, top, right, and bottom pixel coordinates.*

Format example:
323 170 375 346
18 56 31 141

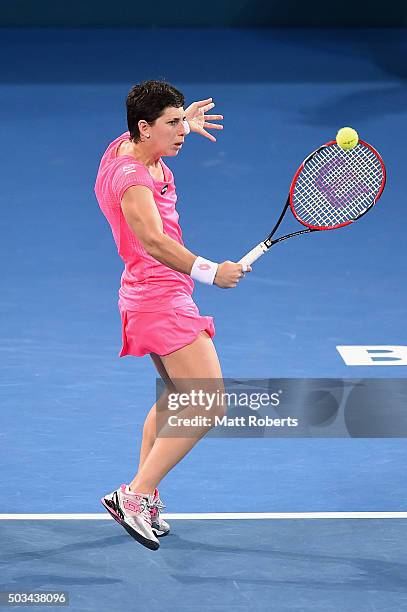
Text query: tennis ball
336 127 359 150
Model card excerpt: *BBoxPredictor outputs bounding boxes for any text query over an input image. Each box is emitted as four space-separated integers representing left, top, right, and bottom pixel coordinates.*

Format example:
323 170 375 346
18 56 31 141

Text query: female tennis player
94 80 251 550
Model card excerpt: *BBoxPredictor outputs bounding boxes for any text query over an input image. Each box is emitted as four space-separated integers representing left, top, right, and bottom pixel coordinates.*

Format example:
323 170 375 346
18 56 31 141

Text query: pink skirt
119 302 215 357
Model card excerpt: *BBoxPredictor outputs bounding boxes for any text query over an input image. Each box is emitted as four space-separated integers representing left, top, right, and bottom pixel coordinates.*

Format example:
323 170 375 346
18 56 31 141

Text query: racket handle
238 242 268 267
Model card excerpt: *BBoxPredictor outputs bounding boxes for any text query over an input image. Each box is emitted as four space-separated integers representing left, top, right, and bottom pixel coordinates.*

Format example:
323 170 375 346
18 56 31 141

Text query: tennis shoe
101 484 159 550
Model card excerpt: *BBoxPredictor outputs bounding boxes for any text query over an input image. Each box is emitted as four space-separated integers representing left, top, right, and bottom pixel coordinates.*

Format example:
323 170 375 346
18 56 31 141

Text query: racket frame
239 139 386 267
289 139 387 231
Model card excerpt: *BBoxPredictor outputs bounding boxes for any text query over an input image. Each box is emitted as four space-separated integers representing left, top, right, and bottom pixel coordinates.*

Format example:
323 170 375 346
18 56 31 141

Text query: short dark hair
126 80 185 142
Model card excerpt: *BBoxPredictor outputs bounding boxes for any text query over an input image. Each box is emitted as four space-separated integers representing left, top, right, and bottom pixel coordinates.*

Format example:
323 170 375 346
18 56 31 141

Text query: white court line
1 512 406 520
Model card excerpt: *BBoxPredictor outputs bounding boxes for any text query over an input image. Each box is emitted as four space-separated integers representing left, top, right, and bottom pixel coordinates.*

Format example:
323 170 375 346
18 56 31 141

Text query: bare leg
137 355 175 470
129 332 223 494
137 403 157 471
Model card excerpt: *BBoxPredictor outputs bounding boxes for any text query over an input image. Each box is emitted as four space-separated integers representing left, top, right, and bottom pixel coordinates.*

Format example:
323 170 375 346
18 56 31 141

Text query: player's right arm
120 185 248 288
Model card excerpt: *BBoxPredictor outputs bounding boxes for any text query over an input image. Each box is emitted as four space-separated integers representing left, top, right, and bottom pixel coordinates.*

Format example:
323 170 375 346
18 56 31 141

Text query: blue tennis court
1 27 406 611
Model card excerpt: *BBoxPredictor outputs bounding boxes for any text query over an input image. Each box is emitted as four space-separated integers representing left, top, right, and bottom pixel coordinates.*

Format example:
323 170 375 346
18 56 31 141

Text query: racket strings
292 144 384 227
300 148 381 223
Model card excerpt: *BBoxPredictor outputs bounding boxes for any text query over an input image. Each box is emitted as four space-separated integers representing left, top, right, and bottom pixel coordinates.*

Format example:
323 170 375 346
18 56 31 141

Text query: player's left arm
185 98 223 142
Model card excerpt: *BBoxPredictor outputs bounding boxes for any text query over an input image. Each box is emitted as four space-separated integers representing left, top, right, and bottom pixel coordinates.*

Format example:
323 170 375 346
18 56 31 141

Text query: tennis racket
239 139 386 268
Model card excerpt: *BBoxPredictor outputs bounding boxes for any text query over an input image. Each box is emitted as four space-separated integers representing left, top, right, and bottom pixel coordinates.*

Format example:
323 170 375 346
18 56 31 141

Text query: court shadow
0 534 129 565
163 533 407 593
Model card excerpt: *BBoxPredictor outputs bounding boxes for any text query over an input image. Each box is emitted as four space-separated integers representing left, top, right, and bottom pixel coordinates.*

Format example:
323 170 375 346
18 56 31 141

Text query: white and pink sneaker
101 484 159 551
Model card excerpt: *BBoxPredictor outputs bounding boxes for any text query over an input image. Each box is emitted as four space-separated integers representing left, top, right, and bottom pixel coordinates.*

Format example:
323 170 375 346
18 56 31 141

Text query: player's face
151 106 187 156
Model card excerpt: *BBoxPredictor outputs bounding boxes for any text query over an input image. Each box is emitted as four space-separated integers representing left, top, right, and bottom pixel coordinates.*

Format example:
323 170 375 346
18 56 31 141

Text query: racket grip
238 242 268 267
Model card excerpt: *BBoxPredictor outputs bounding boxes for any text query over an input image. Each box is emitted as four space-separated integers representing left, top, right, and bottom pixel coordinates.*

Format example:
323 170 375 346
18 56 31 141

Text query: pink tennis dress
94 132 215 357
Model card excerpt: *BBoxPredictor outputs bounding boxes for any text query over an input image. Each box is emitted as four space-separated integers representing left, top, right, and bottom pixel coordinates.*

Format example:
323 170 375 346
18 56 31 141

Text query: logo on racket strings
315 157 370 208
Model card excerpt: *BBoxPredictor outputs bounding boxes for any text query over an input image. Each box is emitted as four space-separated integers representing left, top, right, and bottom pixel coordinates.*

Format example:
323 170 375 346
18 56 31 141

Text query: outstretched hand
184 98 223 142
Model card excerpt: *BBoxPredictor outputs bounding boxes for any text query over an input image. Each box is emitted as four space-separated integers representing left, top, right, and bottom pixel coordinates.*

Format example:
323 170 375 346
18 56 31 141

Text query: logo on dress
161 184 168 195
123 164 138 175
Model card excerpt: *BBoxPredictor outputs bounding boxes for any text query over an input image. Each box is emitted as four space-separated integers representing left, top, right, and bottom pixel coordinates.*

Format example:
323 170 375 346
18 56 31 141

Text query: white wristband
191 256 218 285
182 119 191 135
